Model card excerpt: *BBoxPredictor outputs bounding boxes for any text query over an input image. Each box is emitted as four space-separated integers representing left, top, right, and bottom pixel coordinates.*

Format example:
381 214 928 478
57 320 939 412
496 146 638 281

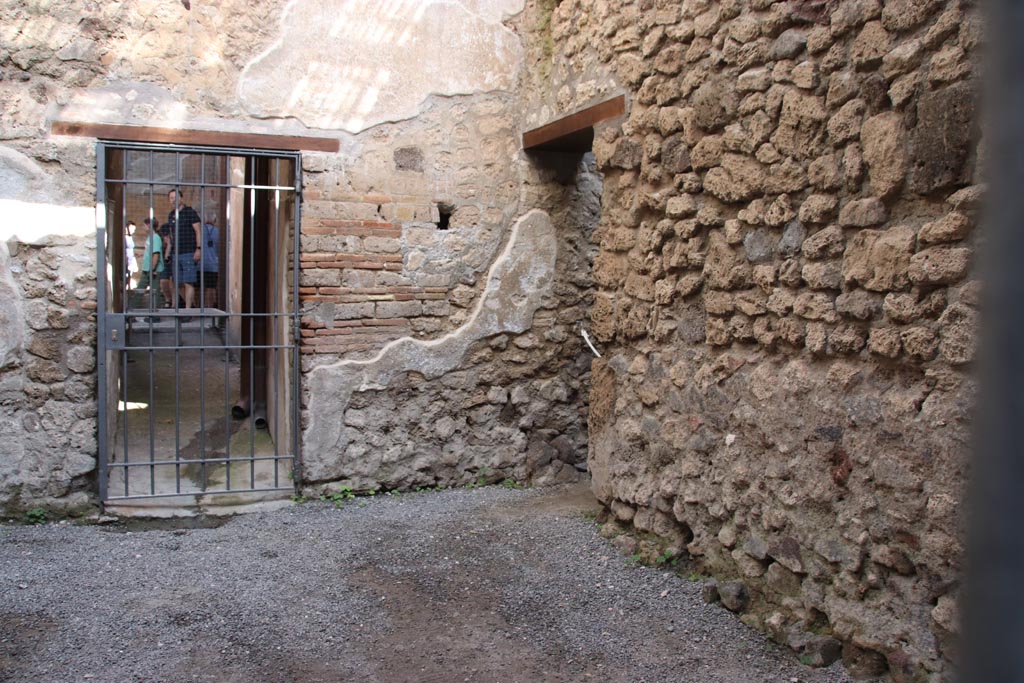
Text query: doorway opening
96 143 300 504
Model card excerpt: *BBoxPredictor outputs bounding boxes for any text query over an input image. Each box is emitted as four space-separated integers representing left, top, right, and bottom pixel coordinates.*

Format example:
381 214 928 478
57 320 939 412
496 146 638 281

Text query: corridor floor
0 482 855 683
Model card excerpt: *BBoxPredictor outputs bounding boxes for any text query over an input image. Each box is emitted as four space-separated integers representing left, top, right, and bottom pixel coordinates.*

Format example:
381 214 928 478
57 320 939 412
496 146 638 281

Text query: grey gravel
0 483 855 683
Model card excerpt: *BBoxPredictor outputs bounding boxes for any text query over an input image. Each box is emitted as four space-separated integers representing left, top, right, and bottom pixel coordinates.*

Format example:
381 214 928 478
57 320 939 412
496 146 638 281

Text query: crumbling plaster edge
303 208 557 476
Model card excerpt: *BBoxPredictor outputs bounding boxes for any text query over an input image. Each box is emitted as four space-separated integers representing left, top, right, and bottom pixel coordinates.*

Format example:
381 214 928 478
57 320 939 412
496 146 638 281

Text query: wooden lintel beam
51 120 340 153
522 95 626 152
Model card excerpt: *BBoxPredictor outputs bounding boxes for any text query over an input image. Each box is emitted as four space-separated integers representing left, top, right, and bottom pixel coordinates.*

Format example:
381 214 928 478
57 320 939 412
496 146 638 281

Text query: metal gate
95 142 301 503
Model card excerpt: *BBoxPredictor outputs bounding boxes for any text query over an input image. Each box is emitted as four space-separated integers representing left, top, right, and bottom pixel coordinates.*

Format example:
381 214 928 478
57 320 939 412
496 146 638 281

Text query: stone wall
301 145 601 492
0 235 98 513
522 0 981 679
0 0 596 510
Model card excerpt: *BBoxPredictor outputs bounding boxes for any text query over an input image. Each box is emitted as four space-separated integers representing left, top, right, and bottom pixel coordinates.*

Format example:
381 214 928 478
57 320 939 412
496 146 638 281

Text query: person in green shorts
137 218 163 299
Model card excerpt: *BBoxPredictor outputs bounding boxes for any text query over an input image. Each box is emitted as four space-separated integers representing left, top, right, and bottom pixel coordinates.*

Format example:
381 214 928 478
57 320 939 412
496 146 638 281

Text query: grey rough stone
770 29 807 60
692 80 738 133
662 134 691 173
66 346 95 374
769 537 805 573
744 536 769 560
701 578 721 604
609 138 643 169
803 637 843 667
836 290 882 320
718 581 750 613
764 562 801 595
909 81 978 194
744 229 774 264
777 220 807 258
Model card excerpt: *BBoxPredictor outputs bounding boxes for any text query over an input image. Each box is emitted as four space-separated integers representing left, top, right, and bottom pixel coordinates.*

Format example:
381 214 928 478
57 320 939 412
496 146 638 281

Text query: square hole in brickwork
436 202 453 230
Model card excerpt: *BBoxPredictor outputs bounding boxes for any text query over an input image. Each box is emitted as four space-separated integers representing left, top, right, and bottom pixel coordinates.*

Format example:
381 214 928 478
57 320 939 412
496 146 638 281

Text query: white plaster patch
304 209 556 481
238 0 523 132
0 146 94 243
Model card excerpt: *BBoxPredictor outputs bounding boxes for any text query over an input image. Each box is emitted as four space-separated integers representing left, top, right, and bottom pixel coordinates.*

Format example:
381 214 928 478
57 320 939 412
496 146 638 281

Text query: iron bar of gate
292 154 302 490
172 151 182 494
146 171 157 497
106 453 294 468
118 178 132 494
199 153 208 491
224 156 233 495
108 179 296 193
115 341 295 351
270 157 280 488
961 2 1024 682
103 489 294 505
95 144 109 502
246 154 256 491
102 140 304 158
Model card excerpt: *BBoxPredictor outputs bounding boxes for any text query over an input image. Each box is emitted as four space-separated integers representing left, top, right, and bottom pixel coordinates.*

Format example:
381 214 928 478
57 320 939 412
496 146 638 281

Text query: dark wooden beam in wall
51 120 340 153
522 95 626 153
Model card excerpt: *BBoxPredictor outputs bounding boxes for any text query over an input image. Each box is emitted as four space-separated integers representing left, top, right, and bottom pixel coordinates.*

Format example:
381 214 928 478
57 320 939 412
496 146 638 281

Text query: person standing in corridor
166 188 202 314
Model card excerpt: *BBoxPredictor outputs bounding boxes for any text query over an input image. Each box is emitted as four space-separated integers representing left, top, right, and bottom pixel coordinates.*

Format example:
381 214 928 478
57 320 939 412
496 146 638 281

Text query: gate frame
94 140 303 502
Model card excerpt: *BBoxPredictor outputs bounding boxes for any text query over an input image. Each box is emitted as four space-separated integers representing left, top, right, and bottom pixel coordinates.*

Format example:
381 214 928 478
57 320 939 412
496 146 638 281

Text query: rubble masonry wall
520 0 981 679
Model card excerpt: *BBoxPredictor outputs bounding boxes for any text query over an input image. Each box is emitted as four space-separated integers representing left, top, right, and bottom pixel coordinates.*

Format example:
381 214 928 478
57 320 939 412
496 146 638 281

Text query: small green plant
799 654 815 666
655 548 679 567
685 571 706 581
501 478 525 490
625 552 642 567
291 494 308 504
24 508 46 525
321 485 356 508
466 467 490 489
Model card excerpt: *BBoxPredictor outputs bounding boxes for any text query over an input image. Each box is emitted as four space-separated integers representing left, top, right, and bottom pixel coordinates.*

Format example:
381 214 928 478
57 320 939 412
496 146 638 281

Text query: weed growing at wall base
24 508 47 525
322 485 356 508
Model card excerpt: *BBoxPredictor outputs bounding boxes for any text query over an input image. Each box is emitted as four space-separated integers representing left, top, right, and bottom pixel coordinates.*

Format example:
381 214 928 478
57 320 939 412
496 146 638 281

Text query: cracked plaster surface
238 0 524 132
304 208 556 481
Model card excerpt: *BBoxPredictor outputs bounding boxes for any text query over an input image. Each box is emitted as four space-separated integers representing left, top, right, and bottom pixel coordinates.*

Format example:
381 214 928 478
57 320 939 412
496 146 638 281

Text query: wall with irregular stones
522 0 981 680
0 0 595 511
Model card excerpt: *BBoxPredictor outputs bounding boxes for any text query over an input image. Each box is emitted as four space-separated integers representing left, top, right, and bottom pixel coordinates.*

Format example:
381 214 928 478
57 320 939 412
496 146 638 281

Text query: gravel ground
0 482 854 683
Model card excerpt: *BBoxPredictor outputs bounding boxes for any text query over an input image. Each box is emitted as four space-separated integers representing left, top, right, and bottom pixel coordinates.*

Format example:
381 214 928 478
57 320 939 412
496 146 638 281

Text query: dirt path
0 483 853 683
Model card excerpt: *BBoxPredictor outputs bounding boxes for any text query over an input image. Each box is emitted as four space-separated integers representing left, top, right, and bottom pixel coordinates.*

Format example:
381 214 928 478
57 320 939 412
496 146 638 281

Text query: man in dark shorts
166 188 202 312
